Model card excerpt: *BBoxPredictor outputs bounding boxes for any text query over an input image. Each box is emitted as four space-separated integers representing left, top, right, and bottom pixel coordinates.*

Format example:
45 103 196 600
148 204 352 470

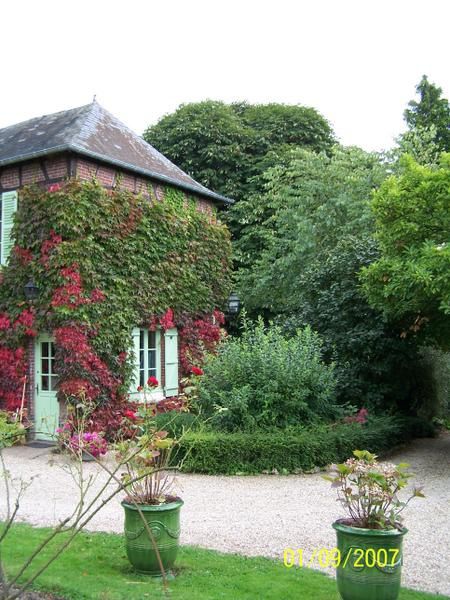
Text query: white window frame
130 327 164 402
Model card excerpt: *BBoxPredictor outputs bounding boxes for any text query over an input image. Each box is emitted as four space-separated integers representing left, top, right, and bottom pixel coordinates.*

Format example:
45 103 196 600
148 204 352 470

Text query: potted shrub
116 378 182 576
327 450 424 600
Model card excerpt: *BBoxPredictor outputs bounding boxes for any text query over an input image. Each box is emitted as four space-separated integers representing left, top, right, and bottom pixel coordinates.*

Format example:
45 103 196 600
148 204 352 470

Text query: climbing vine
0 180 232 425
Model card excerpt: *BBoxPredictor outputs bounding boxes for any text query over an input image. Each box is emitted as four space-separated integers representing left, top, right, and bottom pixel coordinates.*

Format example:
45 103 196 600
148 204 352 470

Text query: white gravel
1 433 449 597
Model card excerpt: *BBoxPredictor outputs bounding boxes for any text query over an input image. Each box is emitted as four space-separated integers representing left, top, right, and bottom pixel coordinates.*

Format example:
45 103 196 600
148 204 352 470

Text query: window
131 328 161 394
139 329 159 387
40 341 59 391
0 191 18 266
130 326 179 399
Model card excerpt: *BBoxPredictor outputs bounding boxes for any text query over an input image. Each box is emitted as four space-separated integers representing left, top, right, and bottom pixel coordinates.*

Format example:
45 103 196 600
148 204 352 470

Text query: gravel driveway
1 433 449 596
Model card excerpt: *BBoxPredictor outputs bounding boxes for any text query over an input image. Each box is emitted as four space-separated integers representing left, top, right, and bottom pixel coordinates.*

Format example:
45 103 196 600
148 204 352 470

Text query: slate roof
0 102 231 204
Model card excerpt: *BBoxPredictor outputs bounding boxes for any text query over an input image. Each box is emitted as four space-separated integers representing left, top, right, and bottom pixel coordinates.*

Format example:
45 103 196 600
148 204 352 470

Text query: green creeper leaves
0 179 232 401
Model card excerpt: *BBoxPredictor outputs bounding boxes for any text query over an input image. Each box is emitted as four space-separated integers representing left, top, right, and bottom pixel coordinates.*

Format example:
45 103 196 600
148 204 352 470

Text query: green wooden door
34 334 60 441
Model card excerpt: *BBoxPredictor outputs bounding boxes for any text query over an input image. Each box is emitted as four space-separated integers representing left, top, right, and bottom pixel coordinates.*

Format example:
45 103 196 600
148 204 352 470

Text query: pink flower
344 408 369 425
69 431 108 458
147 376 159 387
48 183 62 193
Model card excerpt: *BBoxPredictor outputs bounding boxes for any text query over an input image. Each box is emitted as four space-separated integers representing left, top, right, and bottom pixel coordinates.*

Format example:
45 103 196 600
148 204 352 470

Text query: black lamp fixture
24 279 39 302
227 291 241 315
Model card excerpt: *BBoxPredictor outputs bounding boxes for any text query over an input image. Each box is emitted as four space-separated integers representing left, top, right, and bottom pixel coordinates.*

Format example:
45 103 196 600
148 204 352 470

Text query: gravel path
1 433 449 596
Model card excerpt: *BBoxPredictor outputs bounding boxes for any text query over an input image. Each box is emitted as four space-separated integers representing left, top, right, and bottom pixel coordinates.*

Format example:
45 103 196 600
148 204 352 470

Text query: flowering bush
344 407 369 424
68 431 108 458
57 417 108 459
55 421 72 445
115 377 201 502
327 449 424 530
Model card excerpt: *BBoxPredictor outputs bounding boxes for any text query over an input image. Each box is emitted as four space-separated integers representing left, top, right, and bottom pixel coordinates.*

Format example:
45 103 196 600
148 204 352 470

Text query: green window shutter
164 328 179 397
1 191 18 265
130 327 141 394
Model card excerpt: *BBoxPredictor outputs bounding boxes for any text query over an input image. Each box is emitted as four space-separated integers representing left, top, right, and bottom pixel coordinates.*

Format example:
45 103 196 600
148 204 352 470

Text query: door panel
34 334 59 441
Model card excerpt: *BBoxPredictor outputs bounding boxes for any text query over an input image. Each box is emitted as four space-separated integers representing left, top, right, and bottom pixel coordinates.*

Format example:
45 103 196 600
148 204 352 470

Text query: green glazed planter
333 520 407 600
122 498 183 575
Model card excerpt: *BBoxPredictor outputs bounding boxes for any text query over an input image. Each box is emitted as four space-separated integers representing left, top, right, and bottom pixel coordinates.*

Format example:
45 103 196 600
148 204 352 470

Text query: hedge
174 416 435 475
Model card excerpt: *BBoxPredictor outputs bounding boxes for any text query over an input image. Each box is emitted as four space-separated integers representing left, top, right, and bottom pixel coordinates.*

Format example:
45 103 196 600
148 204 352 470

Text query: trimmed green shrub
198 319 337 431
174 416 435 475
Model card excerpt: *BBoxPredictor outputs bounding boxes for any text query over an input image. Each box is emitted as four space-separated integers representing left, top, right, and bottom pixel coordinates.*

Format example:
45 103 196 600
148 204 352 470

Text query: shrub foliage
361 154 450 348
198 319 337 431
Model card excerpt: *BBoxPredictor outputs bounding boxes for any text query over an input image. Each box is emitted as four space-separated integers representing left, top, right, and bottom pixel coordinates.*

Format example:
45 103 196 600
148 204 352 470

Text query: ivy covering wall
0 180 232 427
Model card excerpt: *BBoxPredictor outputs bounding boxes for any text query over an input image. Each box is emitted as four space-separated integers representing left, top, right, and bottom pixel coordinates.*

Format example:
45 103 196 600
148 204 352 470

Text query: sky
1 0 449 153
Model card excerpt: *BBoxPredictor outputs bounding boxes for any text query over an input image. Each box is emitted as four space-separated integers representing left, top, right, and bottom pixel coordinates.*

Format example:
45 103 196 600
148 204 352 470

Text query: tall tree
403 75 450 156
235 146 387 312
360 154 450 349
143 101 334 205
144 101 251 201
232 146 422 408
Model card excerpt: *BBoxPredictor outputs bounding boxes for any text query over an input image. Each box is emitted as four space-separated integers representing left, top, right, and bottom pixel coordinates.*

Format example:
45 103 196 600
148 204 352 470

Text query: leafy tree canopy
143 100 334 205
235 145 387 312
402 75 450 158
233 146 423 409
281 237 419 409
360 154 450 348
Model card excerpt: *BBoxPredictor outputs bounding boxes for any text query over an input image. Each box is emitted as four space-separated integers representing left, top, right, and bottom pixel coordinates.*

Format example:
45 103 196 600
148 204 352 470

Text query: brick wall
0 156 69 191
0 153 216 217
75 157 215 217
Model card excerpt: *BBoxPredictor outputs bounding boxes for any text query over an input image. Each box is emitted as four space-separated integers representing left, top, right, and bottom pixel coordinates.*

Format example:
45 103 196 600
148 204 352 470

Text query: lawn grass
2 524 446 600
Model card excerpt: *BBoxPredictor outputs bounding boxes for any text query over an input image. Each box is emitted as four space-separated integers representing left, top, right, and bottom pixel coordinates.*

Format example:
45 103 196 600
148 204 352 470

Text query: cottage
0 102 231 441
